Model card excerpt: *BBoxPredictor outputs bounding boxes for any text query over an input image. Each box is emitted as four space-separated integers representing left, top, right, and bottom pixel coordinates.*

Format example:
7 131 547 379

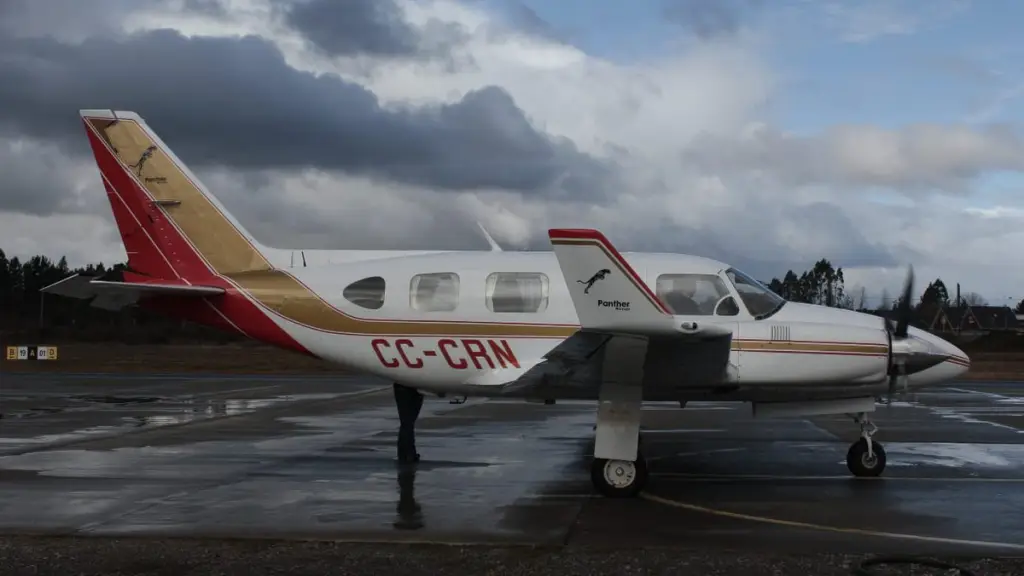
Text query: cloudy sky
1 0 1022 307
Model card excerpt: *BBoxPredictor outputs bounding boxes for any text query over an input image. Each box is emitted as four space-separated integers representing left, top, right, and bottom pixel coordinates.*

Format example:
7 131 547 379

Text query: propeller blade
887 359 909 405
894 265 914 338
884 264 914 405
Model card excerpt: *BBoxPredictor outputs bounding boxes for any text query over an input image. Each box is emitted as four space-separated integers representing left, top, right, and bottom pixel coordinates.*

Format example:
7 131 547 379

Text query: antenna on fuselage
476 221 503 252
301 250 307 267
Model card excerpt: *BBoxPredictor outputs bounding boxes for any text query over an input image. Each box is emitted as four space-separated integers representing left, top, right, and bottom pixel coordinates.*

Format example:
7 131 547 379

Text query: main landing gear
591 453 649 498
394 383 424 464
588 362 649 498
846 412 886 477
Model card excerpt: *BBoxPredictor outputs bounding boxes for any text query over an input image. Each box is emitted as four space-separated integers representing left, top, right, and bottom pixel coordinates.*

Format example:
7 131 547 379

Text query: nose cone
906 327 971 386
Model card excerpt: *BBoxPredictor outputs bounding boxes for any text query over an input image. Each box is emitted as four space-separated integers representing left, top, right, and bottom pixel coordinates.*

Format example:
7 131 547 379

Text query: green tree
919 279 949 307
0 248 244 343
767 259 848 308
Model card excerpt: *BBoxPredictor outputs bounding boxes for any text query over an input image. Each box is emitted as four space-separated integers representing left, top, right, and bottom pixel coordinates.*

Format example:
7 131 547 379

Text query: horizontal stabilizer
549 228 731 340
41 274 223 310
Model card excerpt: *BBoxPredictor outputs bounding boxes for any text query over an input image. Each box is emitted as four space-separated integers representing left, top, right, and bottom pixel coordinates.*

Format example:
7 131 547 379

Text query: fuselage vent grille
770 325 791 342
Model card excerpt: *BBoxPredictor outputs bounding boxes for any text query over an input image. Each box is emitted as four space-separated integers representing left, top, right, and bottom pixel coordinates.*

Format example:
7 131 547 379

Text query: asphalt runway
2 372 1024 574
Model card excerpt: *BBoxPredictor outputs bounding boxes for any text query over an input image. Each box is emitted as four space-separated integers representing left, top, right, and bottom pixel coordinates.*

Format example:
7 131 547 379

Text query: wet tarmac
2 373 1024 558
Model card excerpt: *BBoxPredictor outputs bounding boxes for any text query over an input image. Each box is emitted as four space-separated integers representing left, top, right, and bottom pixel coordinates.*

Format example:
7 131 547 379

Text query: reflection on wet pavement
0 374 386 454
3 375 1024 554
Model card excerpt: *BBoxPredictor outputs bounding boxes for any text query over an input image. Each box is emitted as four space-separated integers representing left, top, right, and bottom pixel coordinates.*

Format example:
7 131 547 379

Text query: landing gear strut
846 412 886 477
394 383 424 463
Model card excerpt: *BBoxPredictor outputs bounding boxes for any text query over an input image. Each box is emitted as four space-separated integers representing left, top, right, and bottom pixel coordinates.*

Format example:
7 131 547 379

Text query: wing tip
548 228 673 315
79 109 142 120
548 228 612 244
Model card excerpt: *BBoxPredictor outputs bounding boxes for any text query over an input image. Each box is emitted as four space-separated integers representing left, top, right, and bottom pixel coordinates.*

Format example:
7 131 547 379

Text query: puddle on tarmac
0 393 343 452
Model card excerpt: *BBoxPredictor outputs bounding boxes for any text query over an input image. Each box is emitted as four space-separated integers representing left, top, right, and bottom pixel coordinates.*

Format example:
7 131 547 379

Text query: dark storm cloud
279 0 467 59
662 0 762 39
0 139 73 215
0 29 614 198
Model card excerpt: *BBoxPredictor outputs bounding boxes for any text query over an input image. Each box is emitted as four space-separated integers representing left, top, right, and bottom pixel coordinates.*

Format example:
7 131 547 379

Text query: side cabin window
656 273 738 316
486 272 549 313
410 273 460 312
343 276 386 310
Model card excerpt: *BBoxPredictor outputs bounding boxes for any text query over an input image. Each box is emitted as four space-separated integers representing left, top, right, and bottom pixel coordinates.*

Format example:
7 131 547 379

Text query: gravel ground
0 538 1021 576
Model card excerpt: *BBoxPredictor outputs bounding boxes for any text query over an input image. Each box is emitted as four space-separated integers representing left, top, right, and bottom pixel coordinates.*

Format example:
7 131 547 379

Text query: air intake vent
770 325 791 342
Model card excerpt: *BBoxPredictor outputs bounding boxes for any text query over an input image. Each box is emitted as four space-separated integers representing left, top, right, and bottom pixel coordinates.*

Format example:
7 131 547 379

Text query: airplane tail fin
79 109 275 282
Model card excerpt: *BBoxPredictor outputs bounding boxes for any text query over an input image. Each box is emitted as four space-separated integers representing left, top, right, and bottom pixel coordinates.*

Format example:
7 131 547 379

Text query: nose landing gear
846 412 886 477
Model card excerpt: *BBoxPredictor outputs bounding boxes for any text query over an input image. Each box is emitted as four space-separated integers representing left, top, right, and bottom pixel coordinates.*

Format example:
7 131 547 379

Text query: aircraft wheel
847 438 886 477
591 453 648 498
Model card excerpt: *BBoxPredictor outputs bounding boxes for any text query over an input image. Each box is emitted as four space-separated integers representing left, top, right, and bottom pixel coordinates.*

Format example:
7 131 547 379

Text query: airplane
42 109 972 498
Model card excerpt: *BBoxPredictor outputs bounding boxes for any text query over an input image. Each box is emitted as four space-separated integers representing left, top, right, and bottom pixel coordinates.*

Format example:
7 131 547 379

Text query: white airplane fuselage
244 249 969 401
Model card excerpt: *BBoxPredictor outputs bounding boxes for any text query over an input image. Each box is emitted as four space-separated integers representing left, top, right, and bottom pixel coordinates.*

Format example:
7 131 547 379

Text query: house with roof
867 307 933 330
928 305 1020 334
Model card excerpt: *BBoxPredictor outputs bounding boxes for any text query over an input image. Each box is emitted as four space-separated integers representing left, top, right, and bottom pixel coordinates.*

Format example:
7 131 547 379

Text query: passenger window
343 276 386 310
656 273 733 316
410 273 460 312
486 272 549 313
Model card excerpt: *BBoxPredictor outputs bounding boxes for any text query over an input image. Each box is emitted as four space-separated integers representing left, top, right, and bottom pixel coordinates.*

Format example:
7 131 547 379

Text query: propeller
883 265 914 405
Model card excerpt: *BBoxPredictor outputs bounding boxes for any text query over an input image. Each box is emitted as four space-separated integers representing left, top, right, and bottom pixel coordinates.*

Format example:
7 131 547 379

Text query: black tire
590 454 648 498
847 438 886 477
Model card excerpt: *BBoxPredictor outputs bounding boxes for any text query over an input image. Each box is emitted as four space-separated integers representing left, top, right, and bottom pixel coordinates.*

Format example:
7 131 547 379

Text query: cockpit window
656 273 736 316
725 267 786 319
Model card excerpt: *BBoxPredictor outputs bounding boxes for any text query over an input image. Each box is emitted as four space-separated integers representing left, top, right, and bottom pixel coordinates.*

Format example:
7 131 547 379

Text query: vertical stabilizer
80 109 274 281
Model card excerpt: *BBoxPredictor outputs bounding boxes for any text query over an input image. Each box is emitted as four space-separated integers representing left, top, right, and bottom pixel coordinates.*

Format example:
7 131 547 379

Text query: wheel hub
603 460 636 488
861 452 878 468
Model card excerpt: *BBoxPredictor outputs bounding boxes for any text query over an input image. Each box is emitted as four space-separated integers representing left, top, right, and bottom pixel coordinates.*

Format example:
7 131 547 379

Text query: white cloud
1 0 1022 304
0 211 125 268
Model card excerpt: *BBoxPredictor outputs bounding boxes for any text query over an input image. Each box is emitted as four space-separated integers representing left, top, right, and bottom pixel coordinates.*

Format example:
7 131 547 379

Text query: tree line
0 249 240 344
764 261 1024 315
1 248 1022 343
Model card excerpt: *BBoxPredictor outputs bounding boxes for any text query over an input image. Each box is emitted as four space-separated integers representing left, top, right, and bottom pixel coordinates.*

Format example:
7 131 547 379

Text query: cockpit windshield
725 267 786 319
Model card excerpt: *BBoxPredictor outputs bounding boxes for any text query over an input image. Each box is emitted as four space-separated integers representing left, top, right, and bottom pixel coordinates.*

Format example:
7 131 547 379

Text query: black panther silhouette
577 269 611 294
128 145 157 176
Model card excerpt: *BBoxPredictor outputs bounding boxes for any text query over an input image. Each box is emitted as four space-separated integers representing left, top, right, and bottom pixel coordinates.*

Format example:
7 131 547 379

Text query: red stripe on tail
82 115 314 356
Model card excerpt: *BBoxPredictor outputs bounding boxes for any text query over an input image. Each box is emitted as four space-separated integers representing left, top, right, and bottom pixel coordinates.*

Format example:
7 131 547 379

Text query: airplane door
647 269 742 385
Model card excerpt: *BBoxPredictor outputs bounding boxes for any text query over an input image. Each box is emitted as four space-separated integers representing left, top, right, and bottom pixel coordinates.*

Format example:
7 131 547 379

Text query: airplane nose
907 327 971 382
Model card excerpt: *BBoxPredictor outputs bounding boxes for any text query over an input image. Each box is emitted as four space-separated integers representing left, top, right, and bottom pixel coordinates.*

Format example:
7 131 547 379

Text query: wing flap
494 331 734 397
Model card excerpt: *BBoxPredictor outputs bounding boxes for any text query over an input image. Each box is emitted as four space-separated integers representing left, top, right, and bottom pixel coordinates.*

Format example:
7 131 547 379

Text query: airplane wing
41 274 224 311
491 229 737 397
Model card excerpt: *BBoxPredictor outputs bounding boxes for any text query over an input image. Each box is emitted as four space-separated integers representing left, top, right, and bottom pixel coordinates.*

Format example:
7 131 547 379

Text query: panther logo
577 269 611 294
128 145 157 177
